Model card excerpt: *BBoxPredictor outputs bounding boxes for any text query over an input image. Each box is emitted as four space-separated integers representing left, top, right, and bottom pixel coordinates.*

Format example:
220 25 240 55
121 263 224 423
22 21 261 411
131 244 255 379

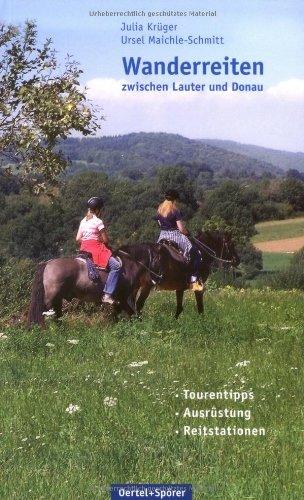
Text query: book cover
0 1 303 498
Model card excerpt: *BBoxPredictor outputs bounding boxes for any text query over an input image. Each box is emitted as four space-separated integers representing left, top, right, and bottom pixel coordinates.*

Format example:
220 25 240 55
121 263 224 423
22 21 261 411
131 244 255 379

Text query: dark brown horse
27 247 162 327
122 231 240 318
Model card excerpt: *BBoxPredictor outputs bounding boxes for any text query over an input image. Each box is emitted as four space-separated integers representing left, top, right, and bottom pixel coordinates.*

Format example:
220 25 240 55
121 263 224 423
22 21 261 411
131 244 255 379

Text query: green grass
262 252 292 271
0 290 304 498
253 217 304 243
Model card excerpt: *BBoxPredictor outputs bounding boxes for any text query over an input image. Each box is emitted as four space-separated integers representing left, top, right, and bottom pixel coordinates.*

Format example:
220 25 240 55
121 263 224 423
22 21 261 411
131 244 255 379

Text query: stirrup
189 281 204 292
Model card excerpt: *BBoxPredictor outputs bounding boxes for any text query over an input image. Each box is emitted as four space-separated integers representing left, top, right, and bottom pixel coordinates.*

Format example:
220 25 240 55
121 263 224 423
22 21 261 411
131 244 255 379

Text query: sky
2 0 304 152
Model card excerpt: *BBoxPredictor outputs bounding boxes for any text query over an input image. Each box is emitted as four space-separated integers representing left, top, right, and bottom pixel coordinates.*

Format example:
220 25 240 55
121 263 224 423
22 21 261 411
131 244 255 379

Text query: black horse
120 231 240 318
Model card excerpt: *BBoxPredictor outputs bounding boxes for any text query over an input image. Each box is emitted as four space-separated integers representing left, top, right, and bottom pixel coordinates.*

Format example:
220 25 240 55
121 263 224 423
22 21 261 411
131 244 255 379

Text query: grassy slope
262 253 292 271
0 290 303 498
253 217 304 243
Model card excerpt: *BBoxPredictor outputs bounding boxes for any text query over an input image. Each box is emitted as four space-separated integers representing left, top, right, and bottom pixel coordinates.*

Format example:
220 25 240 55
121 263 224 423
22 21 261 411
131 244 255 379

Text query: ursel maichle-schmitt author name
120 21 224 46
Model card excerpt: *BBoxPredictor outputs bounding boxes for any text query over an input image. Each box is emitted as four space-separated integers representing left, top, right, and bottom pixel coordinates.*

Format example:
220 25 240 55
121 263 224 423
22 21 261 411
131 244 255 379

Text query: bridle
191 236 234 265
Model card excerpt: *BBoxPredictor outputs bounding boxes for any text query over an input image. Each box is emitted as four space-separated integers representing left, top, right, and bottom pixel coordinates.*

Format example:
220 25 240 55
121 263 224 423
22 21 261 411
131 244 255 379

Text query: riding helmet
87 196 104 209
165 189 180 201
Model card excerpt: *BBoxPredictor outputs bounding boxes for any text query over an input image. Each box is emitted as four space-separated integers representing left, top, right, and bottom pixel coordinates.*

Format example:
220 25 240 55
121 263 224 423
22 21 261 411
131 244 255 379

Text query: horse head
195 231 240 267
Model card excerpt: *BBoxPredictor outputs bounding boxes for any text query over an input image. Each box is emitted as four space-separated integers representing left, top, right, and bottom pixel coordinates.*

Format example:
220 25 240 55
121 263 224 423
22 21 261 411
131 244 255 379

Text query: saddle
158 239 188 265
76 251 107 284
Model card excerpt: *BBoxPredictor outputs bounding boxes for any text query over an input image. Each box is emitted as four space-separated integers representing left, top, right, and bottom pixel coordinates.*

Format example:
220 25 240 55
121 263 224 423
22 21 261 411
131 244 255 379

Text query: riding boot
189 246 203 291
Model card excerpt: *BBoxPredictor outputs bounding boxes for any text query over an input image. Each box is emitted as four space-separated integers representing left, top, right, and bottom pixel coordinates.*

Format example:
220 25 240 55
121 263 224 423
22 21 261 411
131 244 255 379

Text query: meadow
262 252 292 271
253 217 304 243
0 288 303 498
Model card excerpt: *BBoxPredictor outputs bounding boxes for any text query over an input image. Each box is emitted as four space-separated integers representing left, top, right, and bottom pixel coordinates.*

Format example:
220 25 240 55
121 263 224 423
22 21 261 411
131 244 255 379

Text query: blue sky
2 0 304 151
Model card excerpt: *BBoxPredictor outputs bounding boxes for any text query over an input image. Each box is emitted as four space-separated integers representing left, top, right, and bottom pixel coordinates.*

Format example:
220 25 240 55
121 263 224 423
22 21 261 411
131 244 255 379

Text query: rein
117 249 163 280
191 236 233 264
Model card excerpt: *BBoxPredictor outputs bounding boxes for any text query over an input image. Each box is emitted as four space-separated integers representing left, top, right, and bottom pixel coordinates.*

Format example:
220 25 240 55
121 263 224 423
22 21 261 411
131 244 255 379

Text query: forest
1 132 304 269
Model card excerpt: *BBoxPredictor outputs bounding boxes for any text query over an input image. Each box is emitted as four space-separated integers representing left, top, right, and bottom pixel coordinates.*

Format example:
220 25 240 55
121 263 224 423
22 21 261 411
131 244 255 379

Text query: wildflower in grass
147 370 155 375
65 404 80 414
108 352 114 356
67 339 79 345
291 367 298 370
46 343 55 347
128 360 148 368
0 333 8 340
235 360 250 367
113 370 120 376
21 437 28 442
103 396 117 407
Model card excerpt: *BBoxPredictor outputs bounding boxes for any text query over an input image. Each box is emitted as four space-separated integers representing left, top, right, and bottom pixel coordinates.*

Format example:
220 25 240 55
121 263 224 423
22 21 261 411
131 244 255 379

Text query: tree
286 169 304 182
202 181 256 243
0 21 101 190
156 165 197 212
278 178 304 211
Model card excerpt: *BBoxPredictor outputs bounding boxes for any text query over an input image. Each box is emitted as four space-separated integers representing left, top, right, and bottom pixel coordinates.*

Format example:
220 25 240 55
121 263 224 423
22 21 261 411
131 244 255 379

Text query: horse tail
27 261 47 328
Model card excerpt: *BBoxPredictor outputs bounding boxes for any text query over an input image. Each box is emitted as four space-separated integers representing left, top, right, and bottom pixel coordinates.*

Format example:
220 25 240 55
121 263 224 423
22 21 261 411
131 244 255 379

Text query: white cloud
85 78 124 100
84 77 304 151
267 79 304 102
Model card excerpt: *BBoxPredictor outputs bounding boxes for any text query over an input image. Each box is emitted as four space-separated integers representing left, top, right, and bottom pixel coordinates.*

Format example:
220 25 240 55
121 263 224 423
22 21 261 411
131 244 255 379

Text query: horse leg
195 291 204 315
136 283 153 314
114 294 137 318
44 282 63 320
53 297 63 320
175 289 184 319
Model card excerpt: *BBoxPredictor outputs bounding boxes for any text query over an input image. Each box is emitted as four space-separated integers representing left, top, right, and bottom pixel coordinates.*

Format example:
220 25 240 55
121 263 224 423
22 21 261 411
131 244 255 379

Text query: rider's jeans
103 256 122 295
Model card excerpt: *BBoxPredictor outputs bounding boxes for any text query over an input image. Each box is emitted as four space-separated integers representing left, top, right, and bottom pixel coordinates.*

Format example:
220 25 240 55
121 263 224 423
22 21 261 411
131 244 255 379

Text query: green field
0 290 303 498
262 252 292 271
253 217 304 243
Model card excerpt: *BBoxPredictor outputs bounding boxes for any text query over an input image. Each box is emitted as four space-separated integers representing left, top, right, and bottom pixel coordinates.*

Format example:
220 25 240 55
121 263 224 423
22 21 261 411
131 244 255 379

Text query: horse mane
117 242 156 262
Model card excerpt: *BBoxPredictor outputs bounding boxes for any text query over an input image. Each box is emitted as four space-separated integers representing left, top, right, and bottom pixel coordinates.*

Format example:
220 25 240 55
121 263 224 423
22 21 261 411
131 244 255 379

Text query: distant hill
200 139 304 172
61 132 282 178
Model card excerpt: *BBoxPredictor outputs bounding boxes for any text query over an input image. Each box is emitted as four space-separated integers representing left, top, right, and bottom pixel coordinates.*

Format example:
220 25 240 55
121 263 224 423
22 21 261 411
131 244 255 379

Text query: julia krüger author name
121 22 179 32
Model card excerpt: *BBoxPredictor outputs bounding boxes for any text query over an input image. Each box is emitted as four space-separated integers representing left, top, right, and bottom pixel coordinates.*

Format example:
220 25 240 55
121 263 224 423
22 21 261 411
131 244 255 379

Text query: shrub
0 257 36 317
237 244 263 279
263 247 304 290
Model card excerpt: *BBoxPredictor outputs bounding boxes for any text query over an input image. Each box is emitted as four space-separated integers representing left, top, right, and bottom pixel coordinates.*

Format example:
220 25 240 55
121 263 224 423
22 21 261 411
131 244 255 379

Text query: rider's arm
177 220 190 236
99 228 109 246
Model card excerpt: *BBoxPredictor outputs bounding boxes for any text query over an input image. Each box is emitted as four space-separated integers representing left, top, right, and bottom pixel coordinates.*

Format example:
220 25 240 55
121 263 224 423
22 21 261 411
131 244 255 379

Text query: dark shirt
157 210 182 231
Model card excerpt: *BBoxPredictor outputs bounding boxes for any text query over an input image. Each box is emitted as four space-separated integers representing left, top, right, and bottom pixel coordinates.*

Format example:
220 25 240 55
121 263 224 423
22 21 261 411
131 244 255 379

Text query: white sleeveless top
78 215 104 241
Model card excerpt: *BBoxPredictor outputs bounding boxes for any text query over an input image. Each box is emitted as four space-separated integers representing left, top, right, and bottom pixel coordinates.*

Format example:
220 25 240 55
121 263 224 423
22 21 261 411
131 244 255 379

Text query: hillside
60 133 282 178
201 139 304 172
